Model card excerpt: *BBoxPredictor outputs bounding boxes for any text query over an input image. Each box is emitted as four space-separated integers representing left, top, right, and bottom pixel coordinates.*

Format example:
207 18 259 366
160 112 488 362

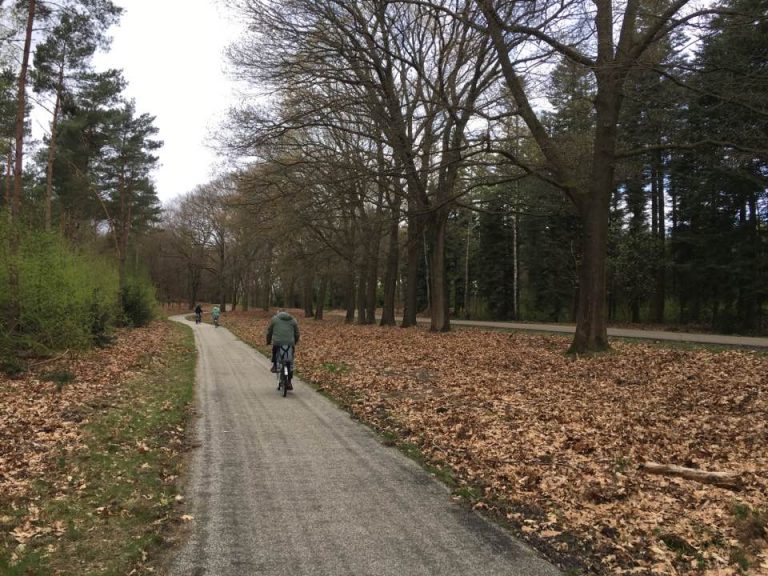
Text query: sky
91 0 245 205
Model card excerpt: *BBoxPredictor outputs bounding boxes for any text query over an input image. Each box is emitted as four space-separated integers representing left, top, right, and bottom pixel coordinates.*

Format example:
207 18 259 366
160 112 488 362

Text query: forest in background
0 0 766 366
151 0 767 350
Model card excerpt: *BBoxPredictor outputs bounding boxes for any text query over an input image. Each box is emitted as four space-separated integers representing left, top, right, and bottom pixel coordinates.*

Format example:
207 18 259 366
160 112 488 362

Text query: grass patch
730 503 767 571
0 322 196 575
40 369 75 392
321 361 350 374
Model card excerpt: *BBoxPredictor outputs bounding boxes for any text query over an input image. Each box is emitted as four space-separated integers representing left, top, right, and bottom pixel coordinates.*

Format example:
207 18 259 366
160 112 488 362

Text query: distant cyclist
194 304 203 324
212 305 221 327
266 310 300 374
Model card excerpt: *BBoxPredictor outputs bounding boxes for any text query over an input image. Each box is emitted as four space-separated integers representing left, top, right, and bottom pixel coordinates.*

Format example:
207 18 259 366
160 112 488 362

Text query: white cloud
92 0 244 204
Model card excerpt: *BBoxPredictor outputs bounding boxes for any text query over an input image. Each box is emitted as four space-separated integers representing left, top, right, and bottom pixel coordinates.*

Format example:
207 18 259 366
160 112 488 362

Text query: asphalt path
168 315 561 576
325 312 768 348
399 316 768 348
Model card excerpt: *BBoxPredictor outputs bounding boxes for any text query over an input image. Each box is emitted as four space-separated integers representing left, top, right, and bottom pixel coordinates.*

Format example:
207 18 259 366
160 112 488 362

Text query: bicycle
195 311 202 324
275 345 293 397
213 315 220 327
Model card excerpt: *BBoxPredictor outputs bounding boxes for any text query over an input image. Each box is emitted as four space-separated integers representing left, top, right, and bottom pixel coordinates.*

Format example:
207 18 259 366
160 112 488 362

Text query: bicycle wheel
280 369 288 397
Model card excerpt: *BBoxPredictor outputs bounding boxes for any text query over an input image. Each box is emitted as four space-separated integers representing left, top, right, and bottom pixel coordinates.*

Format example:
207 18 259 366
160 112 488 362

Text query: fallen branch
639 461 742 489
29 349 71 368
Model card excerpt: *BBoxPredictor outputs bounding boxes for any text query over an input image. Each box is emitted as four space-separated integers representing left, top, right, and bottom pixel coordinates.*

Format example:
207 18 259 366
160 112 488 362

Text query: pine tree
32 0 121 229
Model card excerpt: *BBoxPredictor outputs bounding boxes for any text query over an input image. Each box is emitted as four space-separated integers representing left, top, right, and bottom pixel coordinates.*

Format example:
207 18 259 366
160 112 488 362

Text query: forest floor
224 309 767 576
0 321 194 575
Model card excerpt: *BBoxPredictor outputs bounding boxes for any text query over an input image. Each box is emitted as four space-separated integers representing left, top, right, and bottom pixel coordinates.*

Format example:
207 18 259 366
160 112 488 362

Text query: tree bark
315 275 328 320
364 226 381 325
5 147 12 207
569 199 610 352
462 215 471 319
344 263 356 323
568 89 617 353
12 0 36 220
428 207 451 332
356 256 367 324
5 0 35 337
401 210 422 327
45 60 65 231
262 243 273 311
303 271 314 318
380 200 400 326
652 148 666 323
117 168 130 292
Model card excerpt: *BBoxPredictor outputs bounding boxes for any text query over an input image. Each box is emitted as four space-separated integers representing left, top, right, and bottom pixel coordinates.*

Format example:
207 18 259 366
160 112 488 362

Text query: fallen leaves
0 321 179 556
226 311 767 575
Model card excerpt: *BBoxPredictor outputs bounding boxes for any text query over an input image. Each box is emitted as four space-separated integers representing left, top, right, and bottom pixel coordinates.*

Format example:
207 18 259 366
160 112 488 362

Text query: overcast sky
91 0 244 205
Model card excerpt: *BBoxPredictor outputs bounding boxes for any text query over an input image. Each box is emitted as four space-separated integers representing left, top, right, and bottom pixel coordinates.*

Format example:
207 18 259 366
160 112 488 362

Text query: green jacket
266 312 300 346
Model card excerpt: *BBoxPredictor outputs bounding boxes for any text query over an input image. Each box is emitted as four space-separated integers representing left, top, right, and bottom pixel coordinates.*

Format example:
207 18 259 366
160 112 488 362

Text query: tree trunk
262 244 273 311
364 227 381 325
429 208 450 332
463 215 471 319
356 257 367 324
380 203 400 326
303 271 314 318
242 270 250 311
568 64 622 353
5 0 35 338
512 211 519 320
12 0 36 220
315 275 328 320
118 206 130 292
187 262 200 309
5 147 12 207
401 210 422 327
344 264 356 323
652 149 666 323
45 61 65 231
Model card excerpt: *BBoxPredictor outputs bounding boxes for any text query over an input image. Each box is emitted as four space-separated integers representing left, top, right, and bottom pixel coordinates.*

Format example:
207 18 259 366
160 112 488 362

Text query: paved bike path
327 312 768 348
445 319 768 347
168 316 561 576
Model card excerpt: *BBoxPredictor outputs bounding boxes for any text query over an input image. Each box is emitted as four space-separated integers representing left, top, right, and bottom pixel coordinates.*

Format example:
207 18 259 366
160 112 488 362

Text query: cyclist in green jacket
266 310 300 373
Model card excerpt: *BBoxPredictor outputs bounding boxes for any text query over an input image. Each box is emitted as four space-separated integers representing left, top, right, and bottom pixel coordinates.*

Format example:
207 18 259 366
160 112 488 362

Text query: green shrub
119 275 157 327
0 222 121 365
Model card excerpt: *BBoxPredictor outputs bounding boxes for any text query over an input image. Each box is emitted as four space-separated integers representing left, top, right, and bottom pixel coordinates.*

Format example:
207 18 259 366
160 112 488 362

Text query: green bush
0 222 121 366
119 275 157 327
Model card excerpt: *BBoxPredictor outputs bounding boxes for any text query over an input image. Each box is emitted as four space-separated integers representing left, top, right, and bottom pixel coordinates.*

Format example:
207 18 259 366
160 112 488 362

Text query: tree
667 0 767 332
32 0 121 229
10 0 36 221
92 101 161 290
50 69 126 238
476 0 739 352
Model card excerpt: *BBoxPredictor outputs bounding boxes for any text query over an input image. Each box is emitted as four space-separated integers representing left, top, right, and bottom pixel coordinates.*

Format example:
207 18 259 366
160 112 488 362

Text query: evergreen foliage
0 0 162 370
119 274 157 327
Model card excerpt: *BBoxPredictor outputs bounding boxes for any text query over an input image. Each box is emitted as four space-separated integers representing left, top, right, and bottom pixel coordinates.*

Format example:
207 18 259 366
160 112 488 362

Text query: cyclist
194 304 203 324
266 310 300 380
212 305 221 327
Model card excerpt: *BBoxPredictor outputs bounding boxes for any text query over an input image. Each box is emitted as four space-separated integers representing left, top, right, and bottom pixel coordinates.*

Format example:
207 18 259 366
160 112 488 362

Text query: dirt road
168 316 561 576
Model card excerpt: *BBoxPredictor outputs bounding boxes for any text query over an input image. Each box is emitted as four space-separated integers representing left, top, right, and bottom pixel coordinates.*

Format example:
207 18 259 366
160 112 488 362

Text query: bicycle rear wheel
280 370 288 397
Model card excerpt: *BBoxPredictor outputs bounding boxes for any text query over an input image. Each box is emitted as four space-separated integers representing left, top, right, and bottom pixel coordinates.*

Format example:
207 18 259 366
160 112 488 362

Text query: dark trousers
271 345 294 363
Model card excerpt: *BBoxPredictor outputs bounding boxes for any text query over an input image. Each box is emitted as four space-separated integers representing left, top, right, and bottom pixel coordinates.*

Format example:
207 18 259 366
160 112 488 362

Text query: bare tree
474 0 729 352
226 0 502 331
